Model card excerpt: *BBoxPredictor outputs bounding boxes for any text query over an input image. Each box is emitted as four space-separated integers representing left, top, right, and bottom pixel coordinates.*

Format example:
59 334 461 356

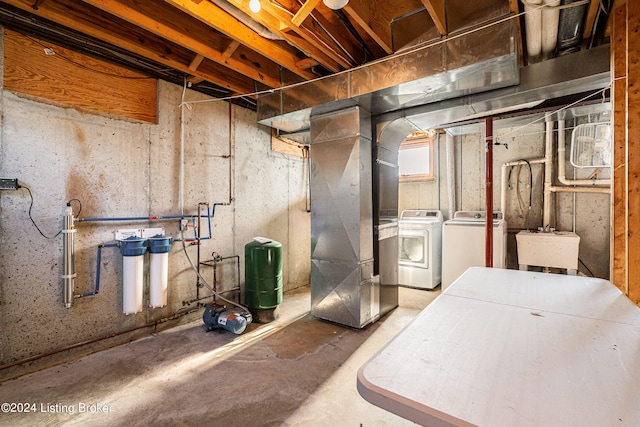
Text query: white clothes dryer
398 210 443 290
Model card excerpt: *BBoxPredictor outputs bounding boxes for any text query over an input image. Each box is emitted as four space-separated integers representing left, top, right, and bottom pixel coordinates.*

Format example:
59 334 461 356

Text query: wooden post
627 0 640 305
612 5 627 294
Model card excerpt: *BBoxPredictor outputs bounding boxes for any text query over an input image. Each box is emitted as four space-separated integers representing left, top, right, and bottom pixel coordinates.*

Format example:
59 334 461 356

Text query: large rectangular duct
309 106 396 328
257 18 519 134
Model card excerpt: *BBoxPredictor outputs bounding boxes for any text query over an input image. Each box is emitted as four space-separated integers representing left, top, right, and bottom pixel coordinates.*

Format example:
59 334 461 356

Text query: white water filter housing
118 236 147 315
149 252 168 307
123 255 144 314
147 234 172 308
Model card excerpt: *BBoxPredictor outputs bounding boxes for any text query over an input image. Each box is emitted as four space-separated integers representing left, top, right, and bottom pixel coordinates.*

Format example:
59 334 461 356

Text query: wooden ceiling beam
221 40 241 60
255 2 353 68
228 0 347 73
296 57 319 70
81 0 285 88
421 0 446 35
292 0 322 27
165 0 317 80
266 0 366 66
583 0 601 42
188 53 205 71
1 0 256 94
343 0 393 54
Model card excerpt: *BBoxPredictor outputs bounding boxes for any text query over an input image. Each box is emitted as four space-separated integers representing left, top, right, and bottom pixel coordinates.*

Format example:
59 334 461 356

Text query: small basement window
398 131 435 182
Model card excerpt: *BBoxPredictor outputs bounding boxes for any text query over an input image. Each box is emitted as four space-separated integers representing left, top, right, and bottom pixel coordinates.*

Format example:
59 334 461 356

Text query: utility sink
516 230 580 275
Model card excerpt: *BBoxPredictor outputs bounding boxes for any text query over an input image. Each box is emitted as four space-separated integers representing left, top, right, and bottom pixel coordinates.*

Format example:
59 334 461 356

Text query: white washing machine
441 211 507 290
398 210 443 290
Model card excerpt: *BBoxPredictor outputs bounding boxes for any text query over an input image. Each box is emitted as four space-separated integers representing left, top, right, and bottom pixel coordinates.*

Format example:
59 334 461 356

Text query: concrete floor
0 286 440 427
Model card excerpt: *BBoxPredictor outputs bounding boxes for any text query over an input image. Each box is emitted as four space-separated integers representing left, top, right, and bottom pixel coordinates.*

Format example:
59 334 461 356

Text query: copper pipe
195 202 209 299
228 102 233 204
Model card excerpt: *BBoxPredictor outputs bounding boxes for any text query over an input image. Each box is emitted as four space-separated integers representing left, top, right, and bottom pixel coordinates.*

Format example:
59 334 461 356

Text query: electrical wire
579 257 595 277
24 186 61 239
67 198 82 218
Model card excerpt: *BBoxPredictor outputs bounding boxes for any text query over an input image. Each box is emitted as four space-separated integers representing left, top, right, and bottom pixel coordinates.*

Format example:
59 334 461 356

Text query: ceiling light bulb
323 0 348 10
249 0 261 13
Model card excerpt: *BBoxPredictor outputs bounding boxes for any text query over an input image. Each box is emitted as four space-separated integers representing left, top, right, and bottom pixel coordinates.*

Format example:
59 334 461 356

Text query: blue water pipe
76 243 119 298
76 202 227 242
77 214 197 222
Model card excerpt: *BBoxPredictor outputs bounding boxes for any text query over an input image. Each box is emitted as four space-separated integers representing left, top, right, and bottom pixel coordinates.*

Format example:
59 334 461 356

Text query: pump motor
202 304 252 334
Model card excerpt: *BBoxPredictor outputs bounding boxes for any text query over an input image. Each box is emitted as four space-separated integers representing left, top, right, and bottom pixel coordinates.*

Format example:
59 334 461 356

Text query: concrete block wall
0 71 310 378
399 116 610 279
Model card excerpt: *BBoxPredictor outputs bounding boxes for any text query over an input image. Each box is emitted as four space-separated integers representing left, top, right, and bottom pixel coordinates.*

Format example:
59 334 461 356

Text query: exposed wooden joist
188 76 205 84
2 0 257 94
626 0 640 305
421 0 446 35
277 0 369 66
296 57 319 70
583 0 601 43
611 4 627 293
256 2 352 68
81 0 286 88
221 0 343 73
188 53 205 71
292 0 322 27
165 0 318 80
343 0 393 54
221 40 241 60
271 129 306 157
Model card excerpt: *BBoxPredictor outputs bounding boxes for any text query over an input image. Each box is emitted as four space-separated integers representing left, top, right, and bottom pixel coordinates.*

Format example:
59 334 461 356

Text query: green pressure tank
244 238 283 310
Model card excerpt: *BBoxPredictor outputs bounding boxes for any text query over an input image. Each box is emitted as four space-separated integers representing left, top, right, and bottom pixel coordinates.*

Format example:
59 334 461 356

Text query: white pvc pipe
446 131 456 220
523 0 543 62
501 164 507 215
543 112 554 228
123 256 144 314
180 79 187 216
550 186 610 194
149 252 169 308
541 0 561 60
501 116 612 227
557 119 611 186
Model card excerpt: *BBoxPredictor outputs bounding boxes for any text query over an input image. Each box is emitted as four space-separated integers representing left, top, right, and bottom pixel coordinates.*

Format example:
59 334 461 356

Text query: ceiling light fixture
323 0 348 10
249 0 261 13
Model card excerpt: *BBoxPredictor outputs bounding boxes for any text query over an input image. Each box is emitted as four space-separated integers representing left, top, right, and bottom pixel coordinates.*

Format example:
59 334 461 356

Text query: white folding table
357 267 640 427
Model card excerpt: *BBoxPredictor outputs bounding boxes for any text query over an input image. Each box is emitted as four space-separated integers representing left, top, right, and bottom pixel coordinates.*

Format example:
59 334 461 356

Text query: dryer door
398 228 429 269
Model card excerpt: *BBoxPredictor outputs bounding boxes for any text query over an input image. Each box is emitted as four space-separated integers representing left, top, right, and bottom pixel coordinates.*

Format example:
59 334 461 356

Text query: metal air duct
257 18 519 133
309 106 398 328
